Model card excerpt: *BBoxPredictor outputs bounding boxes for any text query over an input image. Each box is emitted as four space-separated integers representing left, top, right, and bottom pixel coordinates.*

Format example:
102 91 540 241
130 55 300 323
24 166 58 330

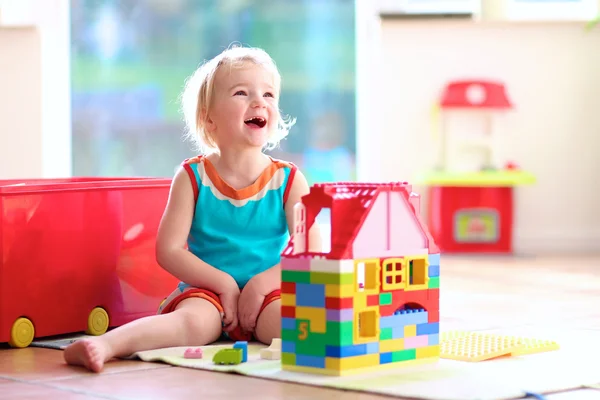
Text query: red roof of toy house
281 182 439 260
440 80 513 110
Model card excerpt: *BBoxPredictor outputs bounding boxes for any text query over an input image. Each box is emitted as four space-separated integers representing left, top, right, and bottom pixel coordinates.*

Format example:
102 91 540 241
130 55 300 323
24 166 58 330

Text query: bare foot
63 338 111 372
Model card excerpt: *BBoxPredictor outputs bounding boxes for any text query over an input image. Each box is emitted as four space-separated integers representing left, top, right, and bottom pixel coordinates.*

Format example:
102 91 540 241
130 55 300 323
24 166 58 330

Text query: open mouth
244 117 267 128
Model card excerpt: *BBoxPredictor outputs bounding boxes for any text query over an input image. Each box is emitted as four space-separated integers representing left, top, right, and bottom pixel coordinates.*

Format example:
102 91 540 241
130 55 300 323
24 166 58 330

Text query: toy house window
356 260 379 293
382 258 405 291
407 257 428 287
292 203 306 254
357 308 379 341
312 207 331 253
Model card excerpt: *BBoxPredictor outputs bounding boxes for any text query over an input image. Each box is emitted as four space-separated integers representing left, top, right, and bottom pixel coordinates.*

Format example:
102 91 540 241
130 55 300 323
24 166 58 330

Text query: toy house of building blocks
280 182 440 376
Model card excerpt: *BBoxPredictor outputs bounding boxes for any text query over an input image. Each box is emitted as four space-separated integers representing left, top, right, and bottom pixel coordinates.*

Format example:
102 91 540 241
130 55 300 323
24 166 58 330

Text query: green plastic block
392 348 416 362
282 328 297 342
281 352 296 365
380 327 393 340
428 277 440 289
282 270 311 283
325 321 354 346
379 292 392 305
295 336 326 356
310 272 353 285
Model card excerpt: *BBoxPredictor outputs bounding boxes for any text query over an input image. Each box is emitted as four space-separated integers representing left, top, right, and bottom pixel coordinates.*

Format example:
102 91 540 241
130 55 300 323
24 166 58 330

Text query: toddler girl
64 45 318 372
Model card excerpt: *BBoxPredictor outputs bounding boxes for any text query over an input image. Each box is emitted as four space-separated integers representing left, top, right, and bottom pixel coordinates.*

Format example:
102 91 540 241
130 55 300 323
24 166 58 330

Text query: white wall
0 0 71 178
357 17 600 254
0 26 42 179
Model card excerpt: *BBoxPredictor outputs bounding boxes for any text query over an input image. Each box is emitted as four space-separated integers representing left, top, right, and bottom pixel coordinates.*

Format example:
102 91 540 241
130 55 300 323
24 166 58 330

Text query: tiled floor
1 255 599 399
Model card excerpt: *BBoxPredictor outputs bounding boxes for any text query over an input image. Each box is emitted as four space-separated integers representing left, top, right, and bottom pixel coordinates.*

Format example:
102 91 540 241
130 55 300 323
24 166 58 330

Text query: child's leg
254 299 281 345
64 297 221 372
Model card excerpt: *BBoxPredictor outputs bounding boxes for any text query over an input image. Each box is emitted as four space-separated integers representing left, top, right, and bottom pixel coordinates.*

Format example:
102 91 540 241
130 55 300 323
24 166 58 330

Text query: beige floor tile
45 366 393 400
0 379 108 399
0 347 170 382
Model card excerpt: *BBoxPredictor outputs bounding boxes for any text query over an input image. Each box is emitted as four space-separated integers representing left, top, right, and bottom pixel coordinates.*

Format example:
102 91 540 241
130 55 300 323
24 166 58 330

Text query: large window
70 0 356 183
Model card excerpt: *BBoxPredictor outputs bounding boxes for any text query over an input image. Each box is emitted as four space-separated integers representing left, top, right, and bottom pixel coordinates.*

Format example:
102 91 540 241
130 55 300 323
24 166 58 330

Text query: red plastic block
281 306 296 318
325 297 353 309
281 282 296 294
367 295 380 307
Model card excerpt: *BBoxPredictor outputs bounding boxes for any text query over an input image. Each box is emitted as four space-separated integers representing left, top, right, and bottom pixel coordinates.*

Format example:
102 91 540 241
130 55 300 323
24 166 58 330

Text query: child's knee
255 300 281 344
173 298 222 344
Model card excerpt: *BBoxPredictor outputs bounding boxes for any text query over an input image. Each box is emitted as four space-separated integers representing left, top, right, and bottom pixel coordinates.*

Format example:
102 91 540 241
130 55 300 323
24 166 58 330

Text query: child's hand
237 277 266 334
219 286 240 333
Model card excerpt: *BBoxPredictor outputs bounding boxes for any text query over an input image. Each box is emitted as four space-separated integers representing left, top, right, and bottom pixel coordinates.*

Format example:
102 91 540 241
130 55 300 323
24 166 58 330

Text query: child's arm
155 168 238 295
252 169 321 294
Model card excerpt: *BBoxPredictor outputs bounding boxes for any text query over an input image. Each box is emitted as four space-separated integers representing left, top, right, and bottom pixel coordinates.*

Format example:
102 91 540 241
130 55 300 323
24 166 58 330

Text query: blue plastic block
366 342 379 354
428 333 439 345
282 340 296 353
391 326 404 339
428 253 440 266
382 309 428 328
416 322 439 336
380 352 393 364
326 344 367 358
282 317 296 330
296 283 326 307
428 264 440 277
233 341 248 363
296 354 326 368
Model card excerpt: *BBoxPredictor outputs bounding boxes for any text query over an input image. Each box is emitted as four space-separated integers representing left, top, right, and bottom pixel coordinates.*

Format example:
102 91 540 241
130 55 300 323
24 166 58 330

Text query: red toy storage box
0 177 179 348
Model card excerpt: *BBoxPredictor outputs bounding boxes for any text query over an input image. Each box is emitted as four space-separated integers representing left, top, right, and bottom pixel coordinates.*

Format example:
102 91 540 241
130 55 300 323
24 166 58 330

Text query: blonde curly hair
181 45 296 154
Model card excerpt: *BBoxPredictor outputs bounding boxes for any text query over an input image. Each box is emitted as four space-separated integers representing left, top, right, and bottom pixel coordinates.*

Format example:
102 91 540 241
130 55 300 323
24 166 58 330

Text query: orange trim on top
201 157 293 200
182 162 199 203
283 164 297 206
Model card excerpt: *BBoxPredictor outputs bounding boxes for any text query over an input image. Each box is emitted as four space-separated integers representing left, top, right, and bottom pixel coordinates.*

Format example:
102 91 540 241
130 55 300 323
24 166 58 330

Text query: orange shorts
158 285 281 342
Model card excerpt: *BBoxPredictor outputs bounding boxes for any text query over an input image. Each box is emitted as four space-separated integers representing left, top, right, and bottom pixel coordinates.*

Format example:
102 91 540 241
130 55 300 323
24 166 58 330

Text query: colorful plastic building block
183 347 203 359
213 348 243 365
0 177 179 348
260 338 281 360
279 182 440 376
233 341 248 362
440 331 559 361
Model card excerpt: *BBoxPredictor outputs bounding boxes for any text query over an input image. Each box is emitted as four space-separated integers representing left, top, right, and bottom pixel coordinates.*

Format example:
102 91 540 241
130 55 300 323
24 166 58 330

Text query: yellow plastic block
381 257 406 291
380 338 405 353
295 306 326 333
506 337 560 356
353 293 367 310
403 256 430 292
280 293 295 307
354 258 381 295
440 330 471 341
325 354 380 371
325 284 354 298
404 324 417 338
416 345 440 359
441 333 521 362
353 306 380 345
283 356 438 376
440 331 560 361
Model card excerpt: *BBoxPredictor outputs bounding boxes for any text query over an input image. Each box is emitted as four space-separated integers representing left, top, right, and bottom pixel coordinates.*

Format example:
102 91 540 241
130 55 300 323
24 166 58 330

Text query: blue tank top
180 155 296 289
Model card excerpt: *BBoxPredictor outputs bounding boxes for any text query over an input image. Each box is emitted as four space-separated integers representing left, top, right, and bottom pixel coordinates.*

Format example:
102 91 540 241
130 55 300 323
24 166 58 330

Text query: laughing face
204 62 279 151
